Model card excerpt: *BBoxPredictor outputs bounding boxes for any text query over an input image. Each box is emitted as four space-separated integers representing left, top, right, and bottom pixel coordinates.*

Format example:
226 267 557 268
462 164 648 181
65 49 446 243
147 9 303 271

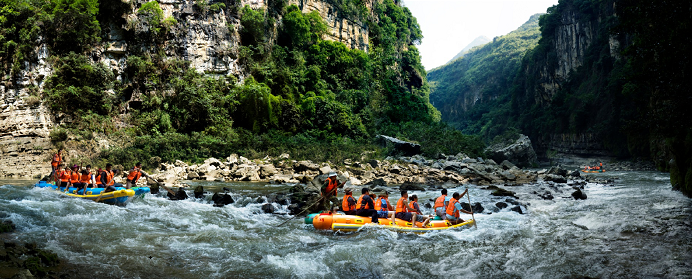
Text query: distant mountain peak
446 36 491 64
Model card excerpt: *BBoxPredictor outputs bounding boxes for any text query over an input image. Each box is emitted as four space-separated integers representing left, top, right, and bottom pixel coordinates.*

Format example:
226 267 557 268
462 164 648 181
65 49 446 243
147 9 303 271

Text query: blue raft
34 181 141 205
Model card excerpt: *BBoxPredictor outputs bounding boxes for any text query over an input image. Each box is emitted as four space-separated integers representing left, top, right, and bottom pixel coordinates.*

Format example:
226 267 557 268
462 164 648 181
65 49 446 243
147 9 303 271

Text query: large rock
376 135 421 156
485 134 538 167
294 161 320 172
400 182 425 191
259 164 278 178
544 174 567 183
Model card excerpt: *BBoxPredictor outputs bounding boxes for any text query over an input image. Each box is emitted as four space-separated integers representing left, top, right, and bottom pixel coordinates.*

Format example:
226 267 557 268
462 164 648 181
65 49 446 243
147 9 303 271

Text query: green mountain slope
427 14 541 136
446 35 490 65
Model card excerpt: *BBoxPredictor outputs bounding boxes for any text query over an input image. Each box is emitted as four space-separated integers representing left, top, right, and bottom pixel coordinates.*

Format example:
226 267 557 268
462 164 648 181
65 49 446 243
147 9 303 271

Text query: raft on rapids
305 212 475 233
33 181 148 205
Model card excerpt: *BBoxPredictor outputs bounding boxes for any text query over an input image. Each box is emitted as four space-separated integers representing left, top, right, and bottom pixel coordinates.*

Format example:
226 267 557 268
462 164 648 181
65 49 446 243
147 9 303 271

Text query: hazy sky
403 0 559 70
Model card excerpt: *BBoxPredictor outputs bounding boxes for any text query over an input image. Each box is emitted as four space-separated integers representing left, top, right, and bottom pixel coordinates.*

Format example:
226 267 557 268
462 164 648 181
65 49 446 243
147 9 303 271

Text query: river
1 171 690 278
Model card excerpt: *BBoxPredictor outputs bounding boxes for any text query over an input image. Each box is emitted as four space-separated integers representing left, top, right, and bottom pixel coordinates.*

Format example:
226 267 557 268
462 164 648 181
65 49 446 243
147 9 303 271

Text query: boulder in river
571 189 587 200
261 203 275 213
487 186 517 198
212 193 235 206
510 205 523 214
167 187 188 200
484 134 538 167
495 202 508 209
461 202 484 213
400 182 426 191
194 186 204 199
376 135 422 156
544 174 567 183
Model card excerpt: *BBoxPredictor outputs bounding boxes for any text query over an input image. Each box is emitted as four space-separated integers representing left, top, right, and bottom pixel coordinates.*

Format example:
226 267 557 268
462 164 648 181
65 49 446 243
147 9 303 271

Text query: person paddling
446 190 473 225
342 188 357 215
97 164 121 192
355 188 379 224
126 162 151 189
321 172 346 211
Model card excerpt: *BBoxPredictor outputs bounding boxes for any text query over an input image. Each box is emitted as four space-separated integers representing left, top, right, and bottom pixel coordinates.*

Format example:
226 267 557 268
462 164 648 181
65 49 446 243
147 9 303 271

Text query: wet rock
275 194 290 206
376 135 422 156
539 191 554 200
368 159 380 168
187 172 200 180
400 182 425 191
571 189 587 200
255 197 265 203
424 203 432 209
293 161 320 172
510 206 523 214
1 220 16 233
194 186 204 199
461 202 484 213
369 178 387 187
569 170 581 177
505 198 519 205
261 203 275 214
500 160 516 170
485 134 538 167
496 202 508 209
548 165 568 176
167 188 188 200
544 174 567 183
490 187 516 197
212 193 235 206
0 211 8 218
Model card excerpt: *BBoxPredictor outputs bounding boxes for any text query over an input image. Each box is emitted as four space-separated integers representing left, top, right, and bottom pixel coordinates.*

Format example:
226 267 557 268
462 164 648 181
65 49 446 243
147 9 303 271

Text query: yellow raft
311 213 475 233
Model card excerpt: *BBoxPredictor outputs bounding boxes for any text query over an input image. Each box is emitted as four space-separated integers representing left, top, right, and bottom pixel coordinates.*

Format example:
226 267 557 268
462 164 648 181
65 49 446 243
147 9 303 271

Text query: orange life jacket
127 167 142 182
80 172 91 184
446 197 460 218
342 194 356 212
395 197 408 213
70 171 80 184
97 170 114 186
356 194 372 210
409 201 421 214
375 197 389 211
324 177 338 196
434 195 447 209
51 153 61 168
59 170 71 183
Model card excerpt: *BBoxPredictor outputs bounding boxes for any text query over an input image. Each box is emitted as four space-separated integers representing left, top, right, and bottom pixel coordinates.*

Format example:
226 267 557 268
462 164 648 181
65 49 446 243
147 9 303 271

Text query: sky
402 0 559 70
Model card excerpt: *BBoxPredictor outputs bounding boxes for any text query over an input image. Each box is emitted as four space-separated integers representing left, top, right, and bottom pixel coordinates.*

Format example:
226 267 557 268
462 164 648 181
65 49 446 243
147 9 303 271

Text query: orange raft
311 213 475 233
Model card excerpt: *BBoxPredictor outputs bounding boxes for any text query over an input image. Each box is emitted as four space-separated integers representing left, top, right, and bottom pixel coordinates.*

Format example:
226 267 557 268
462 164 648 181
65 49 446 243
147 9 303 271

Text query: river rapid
1 171 690 278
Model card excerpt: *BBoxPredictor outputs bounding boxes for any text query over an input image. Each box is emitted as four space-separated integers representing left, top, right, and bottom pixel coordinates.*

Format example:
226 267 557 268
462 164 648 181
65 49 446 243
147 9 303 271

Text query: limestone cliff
0 0 379 178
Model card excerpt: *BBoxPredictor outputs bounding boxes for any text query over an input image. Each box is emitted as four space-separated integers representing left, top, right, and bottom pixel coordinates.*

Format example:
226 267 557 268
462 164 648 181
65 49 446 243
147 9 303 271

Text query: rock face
290 0 372 51
485 134 538 167
376 135 421 156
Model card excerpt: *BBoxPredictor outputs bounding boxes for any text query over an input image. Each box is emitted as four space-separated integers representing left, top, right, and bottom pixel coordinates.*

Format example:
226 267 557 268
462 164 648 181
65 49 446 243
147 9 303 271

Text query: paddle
94 186 107 203
145 175 176 196
466 187 477 228
277 183 339 227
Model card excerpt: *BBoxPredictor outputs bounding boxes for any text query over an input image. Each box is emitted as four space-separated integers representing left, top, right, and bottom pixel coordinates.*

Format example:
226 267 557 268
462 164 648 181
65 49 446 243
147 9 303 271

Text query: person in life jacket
355 188 379 223
374 191 395 219
321 172 346 211
97 164 123 192
409 195 431 227
126 162 151 189
77 165 95 195
68 165 83 194
58 165 72 189
393 190 426 228
446 190 473 225
434 189 450 220
341 188 357 215
50 149 63 184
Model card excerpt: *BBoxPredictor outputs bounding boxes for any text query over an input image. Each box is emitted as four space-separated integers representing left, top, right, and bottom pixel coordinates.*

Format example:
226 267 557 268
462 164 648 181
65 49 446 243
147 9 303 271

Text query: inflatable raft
34 181 136 205
581 168 605 173
306 212 475 233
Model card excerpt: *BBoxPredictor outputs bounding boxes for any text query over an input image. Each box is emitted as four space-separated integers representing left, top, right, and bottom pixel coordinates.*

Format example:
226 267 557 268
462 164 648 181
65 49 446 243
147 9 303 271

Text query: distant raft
34 181 137 205
581 167 606 173
307 212 475 233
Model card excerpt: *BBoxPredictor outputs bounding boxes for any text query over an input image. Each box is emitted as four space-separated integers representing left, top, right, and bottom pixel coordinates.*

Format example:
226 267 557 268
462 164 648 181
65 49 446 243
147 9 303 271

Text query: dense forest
0 0 484 166
428 0 692 195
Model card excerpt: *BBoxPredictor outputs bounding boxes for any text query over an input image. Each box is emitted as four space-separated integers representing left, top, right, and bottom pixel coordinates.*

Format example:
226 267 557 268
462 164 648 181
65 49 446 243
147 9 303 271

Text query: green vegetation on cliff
427 14 541 139
427 0 692 195
6 0 484 167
